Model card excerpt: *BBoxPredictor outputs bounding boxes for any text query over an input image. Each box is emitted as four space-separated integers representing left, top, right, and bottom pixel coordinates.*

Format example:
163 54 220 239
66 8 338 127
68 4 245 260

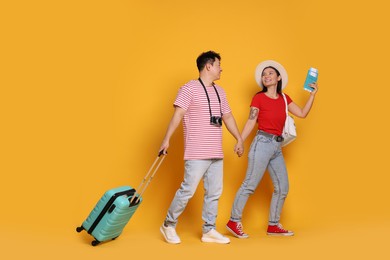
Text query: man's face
209 59 222 81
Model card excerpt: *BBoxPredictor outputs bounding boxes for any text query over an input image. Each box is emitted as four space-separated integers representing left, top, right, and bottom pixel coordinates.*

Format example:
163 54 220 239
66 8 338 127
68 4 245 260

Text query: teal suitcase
76 186 142 246
76 152 165 246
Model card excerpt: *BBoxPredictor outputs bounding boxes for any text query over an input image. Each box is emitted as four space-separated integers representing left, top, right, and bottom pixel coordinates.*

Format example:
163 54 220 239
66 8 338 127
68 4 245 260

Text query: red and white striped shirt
174 80 232 160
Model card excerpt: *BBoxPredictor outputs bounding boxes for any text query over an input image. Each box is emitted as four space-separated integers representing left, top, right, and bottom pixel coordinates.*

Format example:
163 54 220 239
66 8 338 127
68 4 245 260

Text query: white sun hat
255 60 288 89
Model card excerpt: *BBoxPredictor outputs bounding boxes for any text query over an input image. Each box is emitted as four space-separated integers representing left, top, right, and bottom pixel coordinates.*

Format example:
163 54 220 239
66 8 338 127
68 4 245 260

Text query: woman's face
261 67 281 88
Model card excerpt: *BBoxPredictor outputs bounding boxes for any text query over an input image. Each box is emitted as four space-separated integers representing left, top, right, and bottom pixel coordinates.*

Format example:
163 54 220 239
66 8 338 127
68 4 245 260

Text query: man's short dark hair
196 51 221 72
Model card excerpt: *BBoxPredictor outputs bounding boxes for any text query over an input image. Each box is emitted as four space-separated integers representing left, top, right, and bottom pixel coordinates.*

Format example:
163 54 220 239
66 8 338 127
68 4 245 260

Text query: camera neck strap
198 78 222 118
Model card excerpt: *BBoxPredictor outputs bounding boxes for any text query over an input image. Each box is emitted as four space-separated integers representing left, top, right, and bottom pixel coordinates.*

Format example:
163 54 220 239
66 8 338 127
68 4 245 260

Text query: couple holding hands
158 51 318 244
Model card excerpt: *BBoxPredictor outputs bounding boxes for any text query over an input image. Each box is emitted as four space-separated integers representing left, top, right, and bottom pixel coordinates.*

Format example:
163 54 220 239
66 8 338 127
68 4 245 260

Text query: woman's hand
309 82 318 95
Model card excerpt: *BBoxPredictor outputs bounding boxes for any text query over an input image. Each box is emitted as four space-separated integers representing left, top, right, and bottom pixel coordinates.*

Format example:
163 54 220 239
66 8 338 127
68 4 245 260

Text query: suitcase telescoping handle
130 150 166 204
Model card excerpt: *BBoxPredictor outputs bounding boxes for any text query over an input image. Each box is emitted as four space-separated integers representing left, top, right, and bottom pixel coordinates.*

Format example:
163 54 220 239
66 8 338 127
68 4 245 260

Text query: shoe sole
201 237 230 244
160 227 181 244
226 226 249 239
267 232 294 236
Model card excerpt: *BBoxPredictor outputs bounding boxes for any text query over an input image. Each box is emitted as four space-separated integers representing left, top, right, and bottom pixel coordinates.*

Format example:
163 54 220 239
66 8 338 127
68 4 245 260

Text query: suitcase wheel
76 226 84 233
91 240 100 246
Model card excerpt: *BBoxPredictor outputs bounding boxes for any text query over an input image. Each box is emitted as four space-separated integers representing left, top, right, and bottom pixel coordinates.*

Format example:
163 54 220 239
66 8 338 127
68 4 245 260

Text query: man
159 51 243 244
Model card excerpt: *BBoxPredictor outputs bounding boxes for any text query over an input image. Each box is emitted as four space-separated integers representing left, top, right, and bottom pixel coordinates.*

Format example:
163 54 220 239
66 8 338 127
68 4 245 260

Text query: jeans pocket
258 135 271 143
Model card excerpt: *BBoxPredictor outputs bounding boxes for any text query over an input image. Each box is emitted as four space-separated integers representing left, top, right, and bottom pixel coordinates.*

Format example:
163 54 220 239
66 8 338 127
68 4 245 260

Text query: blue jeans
164 159 223 233
230 133 289 225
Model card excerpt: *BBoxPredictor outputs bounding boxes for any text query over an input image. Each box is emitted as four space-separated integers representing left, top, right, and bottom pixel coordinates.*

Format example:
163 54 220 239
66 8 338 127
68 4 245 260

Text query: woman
226 60 318 238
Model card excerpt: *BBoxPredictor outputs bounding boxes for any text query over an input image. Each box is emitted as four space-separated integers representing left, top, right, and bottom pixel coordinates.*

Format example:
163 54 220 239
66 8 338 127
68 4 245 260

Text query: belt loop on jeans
257 130 284 142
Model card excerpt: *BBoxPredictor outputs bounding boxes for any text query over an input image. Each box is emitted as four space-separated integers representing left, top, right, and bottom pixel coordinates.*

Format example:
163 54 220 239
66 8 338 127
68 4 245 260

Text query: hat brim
255 60 288 90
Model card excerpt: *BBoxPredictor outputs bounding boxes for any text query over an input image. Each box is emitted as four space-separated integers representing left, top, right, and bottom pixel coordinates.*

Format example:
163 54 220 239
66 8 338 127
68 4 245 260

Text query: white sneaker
160 224 181 244
201 229 230 244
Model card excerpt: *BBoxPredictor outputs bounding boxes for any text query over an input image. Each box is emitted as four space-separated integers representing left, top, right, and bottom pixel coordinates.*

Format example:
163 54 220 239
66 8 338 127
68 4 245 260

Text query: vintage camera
210 116 222 127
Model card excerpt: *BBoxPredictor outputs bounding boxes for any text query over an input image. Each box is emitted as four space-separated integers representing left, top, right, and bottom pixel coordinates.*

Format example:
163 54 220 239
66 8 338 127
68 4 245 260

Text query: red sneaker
226 220 249 238
267 224 294 236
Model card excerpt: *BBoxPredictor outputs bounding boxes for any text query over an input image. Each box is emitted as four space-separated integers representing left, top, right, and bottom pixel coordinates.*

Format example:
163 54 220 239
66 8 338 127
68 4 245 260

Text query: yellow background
1 0 389 259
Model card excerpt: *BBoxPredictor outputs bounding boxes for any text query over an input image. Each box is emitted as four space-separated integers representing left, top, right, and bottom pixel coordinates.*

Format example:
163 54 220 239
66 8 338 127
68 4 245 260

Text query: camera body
210 116 222 127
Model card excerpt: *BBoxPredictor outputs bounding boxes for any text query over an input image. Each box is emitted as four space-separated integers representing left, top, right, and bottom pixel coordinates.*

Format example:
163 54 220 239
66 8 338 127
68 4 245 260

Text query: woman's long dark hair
258 66 283 94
